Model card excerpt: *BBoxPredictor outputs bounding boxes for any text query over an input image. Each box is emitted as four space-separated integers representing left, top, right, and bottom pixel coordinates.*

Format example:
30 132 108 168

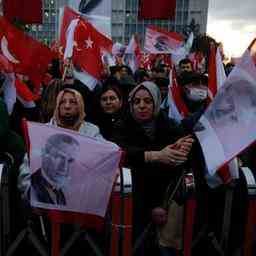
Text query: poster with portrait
195 49 256 176
27 121 121 217
144 25 184 54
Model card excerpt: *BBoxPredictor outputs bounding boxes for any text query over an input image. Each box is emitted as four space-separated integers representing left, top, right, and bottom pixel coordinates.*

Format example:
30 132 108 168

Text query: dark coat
31 169 66 205
112 111 185 238
94 110 126 141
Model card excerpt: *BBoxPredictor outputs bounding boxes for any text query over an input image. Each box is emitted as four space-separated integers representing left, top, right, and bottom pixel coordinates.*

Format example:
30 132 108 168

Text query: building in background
112 0 209 44
21 0 209 46
188 0 209 34
28 0 68 45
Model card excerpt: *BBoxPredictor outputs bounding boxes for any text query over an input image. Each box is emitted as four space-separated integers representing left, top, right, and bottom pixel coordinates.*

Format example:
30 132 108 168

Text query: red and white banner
124 34 142 73
27 121 121 217
139 0 176 20
167 68 189 122
144 25 183 54
195 40 256 176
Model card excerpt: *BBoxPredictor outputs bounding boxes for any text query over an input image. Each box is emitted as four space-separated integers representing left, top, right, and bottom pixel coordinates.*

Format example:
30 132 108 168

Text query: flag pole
62 69 67 82
62 58 73 82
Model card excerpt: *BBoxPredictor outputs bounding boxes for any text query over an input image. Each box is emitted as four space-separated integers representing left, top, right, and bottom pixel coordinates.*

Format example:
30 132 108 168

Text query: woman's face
100 89 122 114
59 92 79 118
132 89 154 122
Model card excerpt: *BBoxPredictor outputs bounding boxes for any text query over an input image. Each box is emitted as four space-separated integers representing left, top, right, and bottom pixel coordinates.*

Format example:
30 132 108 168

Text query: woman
112 81 194 255
93 80 126 140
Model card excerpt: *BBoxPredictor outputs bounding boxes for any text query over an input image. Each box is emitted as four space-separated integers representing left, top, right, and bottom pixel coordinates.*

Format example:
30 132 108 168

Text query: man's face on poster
42 141 79 188
208 79 256 129
154 36 170 52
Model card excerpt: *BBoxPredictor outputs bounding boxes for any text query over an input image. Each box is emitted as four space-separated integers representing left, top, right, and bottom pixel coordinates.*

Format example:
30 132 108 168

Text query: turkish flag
60 6 112 57
0 16 55 91
3 0 42 24
60 7 113 81
73 19 104 80
139 0 176 20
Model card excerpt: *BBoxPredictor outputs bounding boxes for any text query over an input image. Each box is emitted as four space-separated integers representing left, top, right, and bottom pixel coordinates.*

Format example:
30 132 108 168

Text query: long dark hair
92 77 125 121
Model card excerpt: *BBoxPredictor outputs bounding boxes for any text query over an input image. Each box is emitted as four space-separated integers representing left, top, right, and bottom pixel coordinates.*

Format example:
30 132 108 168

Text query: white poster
195 49 256 175
28 121 121 217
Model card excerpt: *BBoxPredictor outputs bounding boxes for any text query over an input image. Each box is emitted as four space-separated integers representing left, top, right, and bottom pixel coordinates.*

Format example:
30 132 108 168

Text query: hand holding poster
195 40 256 176
27 121 121 217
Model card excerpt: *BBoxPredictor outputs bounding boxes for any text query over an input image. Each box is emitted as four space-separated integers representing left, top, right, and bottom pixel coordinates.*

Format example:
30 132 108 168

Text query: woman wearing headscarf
112 81 194 255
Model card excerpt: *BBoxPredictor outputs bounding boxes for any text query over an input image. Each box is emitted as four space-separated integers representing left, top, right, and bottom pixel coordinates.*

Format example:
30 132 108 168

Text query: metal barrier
109 167 132 256
191 179 238 256
132 171 196 256
4 152 48 256
5 166 132 256
183 173 196 256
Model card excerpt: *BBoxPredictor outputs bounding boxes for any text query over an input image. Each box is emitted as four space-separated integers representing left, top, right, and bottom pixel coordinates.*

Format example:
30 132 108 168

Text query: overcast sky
207 0 256 57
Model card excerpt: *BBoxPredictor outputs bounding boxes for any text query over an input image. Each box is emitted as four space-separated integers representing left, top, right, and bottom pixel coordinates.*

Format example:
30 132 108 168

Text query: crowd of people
0 45 253 256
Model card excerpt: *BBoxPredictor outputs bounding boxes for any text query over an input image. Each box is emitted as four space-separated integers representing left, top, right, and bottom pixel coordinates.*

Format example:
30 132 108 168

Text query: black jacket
112 111 185 237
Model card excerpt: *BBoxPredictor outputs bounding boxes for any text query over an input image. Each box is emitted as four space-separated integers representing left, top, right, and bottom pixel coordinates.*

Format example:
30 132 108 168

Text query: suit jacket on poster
31 169 66 205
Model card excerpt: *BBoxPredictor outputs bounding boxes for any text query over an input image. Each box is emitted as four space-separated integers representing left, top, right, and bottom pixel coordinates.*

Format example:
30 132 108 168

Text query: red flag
15 78 39 101
3 0 42 24
60 7 113 84
72 19 103 80
139 0 176 20
60 6 112 57
0 16 55 90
